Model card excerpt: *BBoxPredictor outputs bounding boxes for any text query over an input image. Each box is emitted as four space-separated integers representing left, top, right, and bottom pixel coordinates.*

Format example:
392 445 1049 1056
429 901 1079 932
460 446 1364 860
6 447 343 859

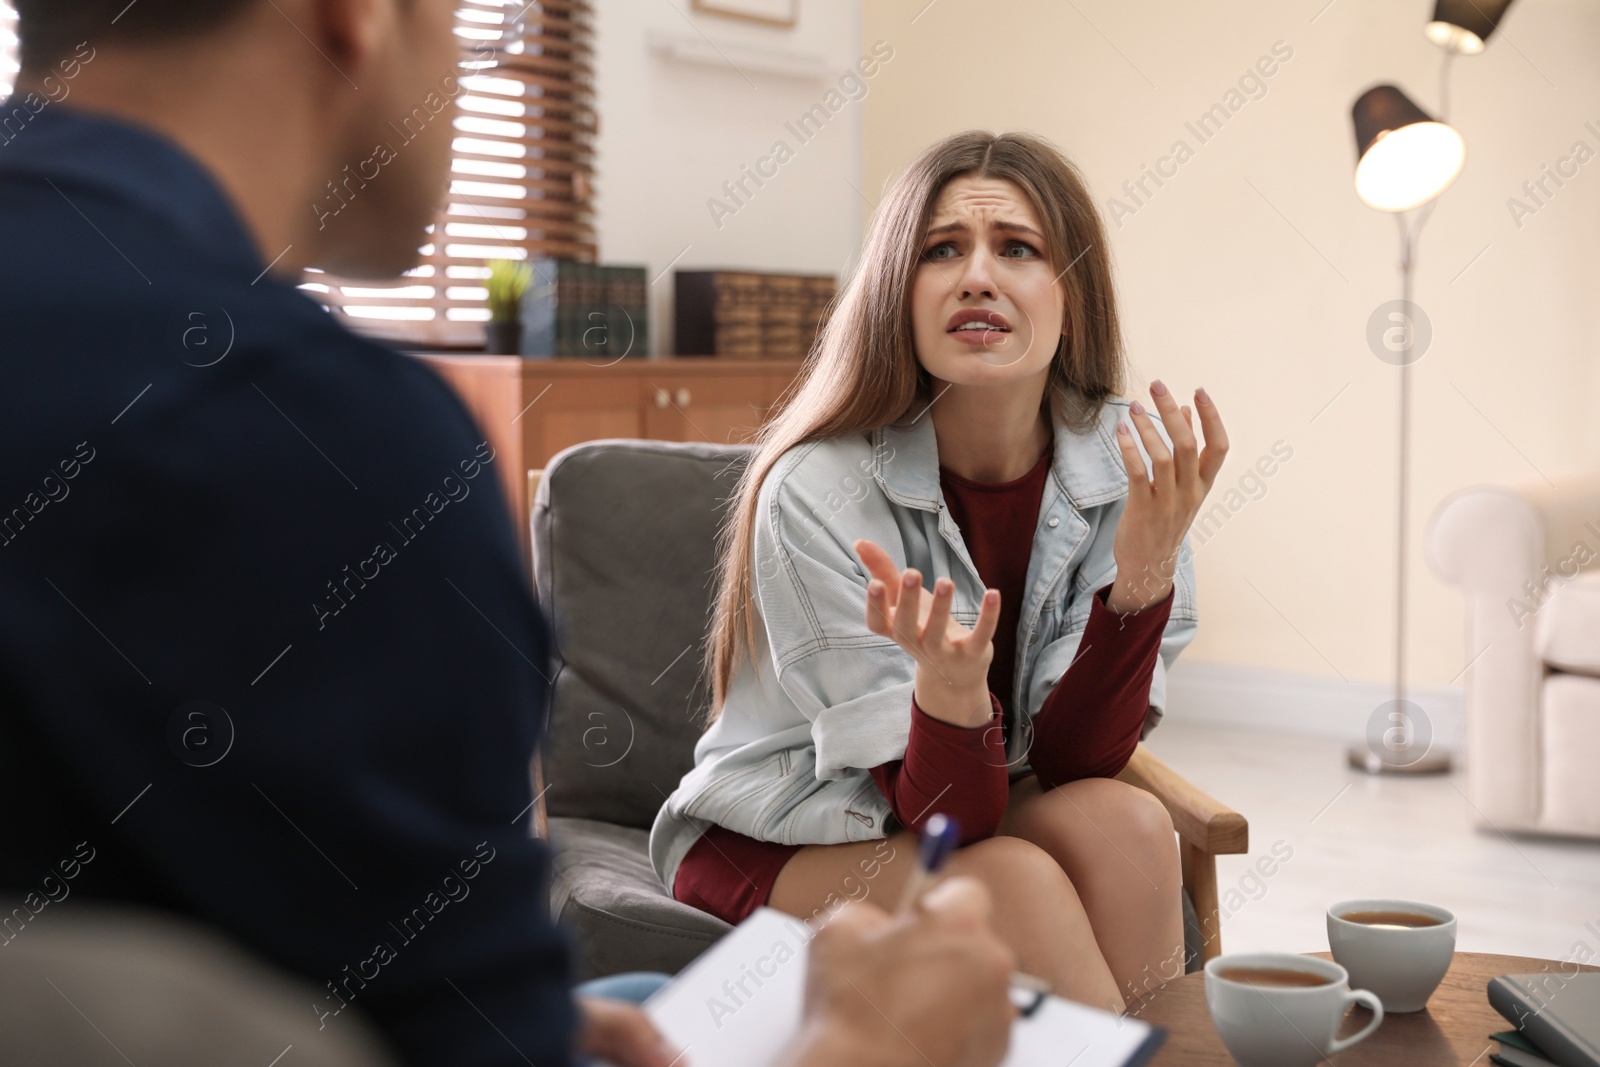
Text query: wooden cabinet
411 354 803 558
641 376 786 444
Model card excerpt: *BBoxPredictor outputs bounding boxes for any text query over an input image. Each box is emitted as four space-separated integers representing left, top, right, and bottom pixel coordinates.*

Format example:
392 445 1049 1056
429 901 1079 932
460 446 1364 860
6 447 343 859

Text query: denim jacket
648 395 1199 893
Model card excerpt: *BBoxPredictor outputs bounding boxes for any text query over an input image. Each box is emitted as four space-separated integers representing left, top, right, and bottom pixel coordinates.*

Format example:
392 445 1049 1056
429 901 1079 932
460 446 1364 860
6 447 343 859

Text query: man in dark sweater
0 2 1019 1066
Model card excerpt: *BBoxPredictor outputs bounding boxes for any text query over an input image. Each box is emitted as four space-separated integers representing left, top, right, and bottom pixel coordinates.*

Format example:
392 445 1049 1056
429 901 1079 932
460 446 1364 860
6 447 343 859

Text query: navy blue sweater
0 102 575 1066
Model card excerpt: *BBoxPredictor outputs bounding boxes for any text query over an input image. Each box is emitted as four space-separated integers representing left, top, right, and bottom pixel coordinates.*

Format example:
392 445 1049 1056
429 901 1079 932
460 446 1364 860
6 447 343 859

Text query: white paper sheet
604 907 1164 1067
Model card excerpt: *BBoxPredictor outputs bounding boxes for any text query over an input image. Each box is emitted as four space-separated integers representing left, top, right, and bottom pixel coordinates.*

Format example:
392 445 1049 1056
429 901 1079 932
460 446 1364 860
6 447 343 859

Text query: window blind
306 0 598 348
0 4 16 98
0 2 593 349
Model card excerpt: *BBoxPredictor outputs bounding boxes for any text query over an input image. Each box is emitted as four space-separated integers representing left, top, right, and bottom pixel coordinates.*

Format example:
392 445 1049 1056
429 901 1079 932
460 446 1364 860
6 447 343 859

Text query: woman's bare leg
768 830 1123 1013
997 775 1186 1007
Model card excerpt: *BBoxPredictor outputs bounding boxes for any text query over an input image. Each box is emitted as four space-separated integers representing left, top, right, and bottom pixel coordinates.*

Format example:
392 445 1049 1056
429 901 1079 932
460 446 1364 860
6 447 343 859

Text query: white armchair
1427 473 1600 839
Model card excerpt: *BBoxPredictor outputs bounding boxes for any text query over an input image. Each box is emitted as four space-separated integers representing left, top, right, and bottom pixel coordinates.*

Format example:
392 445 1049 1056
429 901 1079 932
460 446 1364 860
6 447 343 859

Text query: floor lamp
1344 0 1517 775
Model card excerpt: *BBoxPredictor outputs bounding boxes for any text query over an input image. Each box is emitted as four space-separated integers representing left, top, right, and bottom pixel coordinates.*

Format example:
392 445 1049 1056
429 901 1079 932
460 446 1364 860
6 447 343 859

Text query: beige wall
861 0 1600 690
593 0 869 356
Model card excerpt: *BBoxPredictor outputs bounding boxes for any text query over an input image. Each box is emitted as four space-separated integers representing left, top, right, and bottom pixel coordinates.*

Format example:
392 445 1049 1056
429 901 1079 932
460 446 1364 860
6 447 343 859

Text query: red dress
672 444 1176 925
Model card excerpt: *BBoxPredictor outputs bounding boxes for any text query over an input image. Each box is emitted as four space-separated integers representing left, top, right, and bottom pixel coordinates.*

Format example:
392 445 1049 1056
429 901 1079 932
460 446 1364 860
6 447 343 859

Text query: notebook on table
1489 972 1600 1067
597 906 1165 1067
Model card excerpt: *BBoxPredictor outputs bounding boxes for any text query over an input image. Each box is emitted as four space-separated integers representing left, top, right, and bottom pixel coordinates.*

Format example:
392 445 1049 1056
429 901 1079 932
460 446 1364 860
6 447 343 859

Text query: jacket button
1047 517 1060 528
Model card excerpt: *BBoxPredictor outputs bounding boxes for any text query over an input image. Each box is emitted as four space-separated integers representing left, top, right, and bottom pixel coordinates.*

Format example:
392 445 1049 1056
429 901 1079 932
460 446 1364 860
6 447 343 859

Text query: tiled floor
1141 721 1600 963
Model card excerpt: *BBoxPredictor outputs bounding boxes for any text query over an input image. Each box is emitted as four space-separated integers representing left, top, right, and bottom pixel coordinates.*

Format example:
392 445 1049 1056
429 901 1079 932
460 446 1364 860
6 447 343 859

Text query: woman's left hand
574 996 679 1067
1109 380 1229 614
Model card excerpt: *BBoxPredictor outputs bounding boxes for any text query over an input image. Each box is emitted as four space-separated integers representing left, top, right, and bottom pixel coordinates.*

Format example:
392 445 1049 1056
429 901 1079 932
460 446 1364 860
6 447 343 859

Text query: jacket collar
0 102 264 277
871 393 1129 512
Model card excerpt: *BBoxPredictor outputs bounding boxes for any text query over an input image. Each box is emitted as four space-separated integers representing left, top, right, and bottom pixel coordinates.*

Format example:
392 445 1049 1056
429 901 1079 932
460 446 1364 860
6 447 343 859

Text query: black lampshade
1351 85 1465 211
1425 0 1516 54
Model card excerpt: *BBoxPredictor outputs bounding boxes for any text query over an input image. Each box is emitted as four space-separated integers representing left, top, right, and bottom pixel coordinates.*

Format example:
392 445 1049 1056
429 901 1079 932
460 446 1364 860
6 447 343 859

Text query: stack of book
1488 972 1599 1067
518 259 649 360
673 270 837 359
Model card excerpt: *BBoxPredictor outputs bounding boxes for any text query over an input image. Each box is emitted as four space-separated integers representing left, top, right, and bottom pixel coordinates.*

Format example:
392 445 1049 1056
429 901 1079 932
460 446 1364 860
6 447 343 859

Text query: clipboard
608 907 1166 1067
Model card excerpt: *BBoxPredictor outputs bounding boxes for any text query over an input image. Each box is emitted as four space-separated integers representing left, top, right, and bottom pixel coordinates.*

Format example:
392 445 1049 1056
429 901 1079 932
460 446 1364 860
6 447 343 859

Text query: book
1489 973 1600 1067
601 264 648 360
1494 1046 1559 1067
597 907 1165 1067
673 270 835 358
518 256 576 358
518 258 647 359
1495 1028 1555 1058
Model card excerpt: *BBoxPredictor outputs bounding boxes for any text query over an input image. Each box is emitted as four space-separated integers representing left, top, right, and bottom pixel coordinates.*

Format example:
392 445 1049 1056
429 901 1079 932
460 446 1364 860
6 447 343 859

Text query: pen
896 813 1054 1015
894 812 960 915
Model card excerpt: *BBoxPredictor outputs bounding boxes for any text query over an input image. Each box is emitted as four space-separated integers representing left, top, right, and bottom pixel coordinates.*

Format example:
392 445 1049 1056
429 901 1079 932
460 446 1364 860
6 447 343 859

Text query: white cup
1326 898 1456 1013
1205 952 1384 1067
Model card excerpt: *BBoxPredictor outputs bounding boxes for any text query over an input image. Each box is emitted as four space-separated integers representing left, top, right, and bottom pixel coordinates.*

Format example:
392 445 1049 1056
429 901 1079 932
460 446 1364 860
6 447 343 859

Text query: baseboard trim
1165 660 1466 754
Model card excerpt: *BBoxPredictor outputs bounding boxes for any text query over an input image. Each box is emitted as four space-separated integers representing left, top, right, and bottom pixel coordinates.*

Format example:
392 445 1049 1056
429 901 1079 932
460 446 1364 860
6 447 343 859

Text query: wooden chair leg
528 748 549 839
1181 839 1221 963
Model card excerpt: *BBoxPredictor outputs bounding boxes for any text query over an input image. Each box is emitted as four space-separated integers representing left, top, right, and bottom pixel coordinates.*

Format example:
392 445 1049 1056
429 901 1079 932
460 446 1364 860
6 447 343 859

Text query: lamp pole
1348 202 1451 774
1344 4 1515 775
1346 47 1470 775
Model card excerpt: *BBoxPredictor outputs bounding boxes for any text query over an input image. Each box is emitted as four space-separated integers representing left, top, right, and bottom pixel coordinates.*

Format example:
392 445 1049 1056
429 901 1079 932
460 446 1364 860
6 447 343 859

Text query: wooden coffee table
1133 951 1599 1065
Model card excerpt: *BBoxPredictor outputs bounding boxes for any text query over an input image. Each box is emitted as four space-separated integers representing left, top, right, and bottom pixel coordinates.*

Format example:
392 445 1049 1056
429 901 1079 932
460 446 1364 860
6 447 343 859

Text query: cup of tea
1326 898 1456 1013
1204 952 1384 1067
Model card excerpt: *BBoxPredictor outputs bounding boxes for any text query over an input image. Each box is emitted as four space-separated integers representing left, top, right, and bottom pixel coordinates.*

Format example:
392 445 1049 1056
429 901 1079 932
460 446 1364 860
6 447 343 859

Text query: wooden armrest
1116 745 1247 856
529 751 550 839
526 469 550 840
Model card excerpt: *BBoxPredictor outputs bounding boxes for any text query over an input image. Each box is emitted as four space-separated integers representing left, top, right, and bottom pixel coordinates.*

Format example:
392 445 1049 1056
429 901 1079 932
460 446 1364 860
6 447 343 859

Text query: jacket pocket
680 749 787 822
753 748 820 831
762 772 890 845
841 776 891 841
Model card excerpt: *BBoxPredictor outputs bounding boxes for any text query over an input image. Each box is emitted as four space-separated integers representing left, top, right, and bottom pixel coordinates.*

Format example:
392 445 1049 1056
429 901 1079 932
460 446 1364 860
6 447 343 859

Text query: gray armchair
528 439 1245 982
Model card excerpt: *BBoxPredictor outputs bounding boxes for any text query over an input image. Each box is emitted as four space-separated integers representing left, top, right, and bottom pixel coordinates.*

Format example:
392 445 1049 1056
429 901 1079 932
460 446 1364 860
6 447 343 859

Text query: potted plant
484 258 532 355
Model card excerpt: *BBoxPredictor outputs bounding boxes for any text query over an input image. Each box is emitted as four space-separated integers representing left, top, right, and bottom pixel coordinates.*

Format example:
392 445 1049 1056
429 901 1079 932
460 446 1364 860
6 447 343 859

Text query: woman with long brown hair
649 129 1229 1015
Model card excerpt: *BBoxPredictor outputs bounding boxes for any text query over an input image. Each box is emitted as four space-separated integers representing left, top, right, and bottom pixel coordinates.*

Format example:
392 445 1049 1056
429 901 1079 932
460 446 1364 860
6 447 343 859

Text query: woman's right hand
854 538 1000 728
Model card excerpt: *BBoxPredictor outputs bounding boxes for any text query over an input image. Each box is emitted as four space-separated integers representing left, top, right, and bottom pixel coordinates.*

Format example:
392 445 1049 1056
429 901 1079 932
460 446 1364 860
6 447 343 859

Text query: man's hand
782 876 1018 1067
574 996 679 1067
